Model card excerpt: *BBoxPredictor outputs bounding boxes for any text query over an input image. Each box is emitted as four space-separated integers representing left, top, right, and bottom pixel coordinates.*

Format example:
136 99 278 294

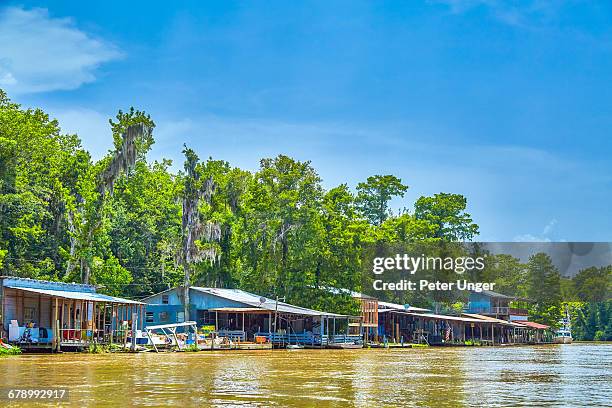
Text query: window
145 312 154 323
159 311 169 322
177 311 185 323
24 307 36 321
162 295 169 305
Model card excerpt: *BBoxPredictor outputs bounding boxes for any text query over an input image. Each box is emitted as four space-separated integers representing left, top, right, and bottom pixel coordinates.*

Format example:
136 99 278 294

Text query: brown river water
1 343 610 407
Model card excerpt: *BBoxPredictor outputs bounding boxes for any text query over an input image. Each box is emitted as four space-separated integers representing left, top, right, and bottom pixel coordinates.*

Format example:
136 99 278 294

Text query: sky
1 1 611 241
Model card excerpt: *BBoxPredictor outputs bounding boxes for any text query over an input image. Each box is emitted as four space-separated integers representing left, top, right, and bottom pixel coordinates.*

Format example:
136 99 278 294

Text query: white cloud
543 218 557 235
514 218 559 242
0 7 121 94
512 234 551 243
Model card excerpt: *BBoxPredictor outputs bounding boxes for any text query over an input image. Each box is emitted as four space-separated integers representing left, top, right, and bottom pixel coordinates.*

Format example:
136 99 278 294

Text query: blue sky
1 1 611 241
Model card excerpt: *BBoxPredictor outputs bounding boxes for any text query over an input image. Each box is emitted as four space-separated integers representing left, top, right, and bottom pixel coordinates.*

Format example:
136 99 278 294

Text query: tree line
0 89 609 337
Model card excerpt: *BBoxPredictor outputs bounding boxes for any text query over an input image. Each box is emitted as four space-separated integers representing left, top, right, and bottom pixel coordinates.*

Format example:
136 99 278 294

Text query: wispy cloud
514 218 559 242
432 0 562 29
0 7 121 94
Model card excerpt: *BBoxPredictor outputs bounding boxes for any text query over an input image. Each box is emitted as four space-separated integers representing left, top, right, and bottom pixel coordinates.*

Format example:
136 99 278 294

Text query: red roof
518 321 549 330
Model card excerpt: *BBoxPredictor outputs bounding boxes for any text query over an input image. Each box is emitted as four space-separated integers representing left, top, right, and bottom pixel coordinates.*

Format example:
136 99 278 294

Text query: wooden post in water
140 305 144 332
131 312 137 351
53 297 59 352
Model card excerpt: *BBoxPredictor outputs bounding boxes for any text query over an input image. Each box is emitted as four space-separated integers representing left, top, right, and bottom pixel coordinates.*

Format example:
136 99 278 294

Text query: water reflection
0 344 609 407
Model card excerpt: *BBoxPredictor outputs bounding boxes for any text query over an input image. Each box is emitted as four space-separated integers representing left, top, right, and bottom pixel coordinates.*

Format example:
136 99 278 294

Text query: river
1 343 610 407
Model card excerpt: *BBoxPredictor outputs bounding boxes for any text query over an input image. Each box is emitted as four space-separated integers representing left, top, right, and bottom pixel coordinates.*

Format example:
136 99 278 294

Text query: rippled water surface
1 343 610 407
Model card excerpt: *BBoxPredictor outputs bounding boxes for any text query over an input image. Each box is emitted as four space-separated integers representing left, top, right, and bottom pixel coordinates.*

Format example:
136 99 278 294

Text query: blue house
142 286 363 347
465 290 529 322
0 276 144 351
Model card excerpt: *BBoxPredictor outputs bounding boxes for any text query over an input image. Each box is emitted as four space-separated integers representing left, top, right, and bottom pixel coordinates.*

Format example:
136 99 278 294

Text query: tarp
5 285 143 304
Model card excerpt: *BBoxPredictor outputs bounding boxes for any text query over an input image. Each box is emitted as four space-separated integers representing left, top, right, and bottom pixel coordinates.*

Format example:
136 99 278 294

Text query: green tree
108 159 182 297
527 253 562 327
0 89 89 279
237 155 324 304
65 110 154 284
572 266 611 302
356 175 408 226
414 193 479 241
180 147 220 320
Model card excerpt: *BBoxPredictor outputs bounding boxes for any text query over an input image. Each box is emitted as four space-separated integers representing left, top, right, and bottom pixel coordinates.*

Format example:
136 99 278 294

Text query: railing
217 330 246 341
255 332 321 345
59 328 123 344
466 306 491 314
491 307 509 315
467 305 512 315
59 329 102 343
509 308 529 316
254 332 362 346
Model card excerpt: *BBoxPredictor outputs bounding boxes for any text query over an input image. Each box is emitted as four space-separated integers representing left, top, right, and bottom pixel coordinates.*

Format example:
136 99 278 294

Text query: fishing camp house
346 290 550 346
142 287 363 348
465 290 530 322
0 276 144 351
375 302 549 346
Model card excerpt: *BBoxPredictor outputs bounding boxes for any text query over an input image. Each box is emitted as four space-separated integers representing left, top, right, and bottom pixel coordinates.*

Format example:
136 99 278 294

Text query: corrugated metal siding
144 288 182 305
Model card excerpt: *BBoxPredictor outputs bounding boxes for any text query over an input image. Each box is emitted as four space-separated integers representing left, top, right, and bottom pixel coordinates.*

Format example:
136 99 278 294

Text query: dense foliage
1 90 610 336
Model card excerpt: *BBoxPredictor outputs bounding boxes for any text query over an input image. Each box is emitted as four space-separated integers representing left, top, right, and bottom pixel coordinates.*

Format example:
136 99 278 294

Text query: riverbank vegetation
0 343 21 355
0 89 609 338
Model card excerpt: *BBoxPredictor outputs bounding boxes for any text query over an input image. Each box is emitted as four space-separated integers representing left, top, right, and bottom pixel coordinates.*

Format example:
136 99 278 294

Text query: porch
1 278 144 351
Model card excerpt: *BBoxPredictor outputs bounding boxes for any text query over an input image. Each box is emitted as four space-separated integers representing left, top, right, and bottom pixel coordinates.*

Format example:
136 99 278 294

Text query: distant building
465 290 529 322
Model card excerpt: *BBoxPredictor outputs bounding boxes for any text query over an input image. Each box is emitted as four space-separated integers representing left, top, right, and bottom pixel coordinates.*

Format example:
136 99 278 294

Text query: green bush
184 343 199 352
0 345 21 356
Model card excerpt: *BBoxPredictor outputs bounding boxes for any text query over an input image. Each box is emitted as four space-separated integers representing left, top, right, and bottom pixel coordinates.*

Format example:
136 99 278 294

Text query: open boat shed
0 276 144 351
142 287 363 347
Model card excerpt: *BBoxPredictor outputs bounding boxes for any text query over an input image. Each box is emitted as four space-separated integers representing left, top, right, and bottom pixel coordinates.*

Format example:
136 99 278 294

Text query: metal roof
191 287 349 317
378 301 430 312
516 321 550 330
1 276 97 293
477 290 515 299
462 313 523 326
208 307 270 313
405 311 489 323
382 309 489 323
5 285 143 304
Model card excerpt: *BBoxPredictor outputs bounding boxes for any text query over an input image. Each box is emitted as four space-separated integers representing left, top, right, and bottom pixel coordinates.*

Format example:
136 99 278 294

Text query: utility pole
273 296 285 334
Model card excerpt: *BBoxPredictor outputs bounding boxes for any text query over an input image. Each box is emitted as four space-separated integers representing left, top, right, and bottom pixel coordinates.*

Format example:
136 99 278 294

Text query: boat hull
553 337 572 344
327 343 363 349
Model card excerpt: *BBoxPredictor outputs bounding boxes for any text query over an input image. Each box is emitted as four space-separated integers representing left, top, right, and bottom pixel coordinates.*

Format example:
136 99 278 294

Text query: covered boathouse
0 276 144 351
142 287 363 347
377 306 550 345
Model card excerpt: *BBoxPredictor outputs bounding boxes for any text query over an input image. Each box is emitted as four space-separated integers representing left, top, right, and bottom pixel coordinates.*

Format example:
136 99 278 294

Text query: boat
286 344 304 350
553 308 573 344
327 342 363 349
